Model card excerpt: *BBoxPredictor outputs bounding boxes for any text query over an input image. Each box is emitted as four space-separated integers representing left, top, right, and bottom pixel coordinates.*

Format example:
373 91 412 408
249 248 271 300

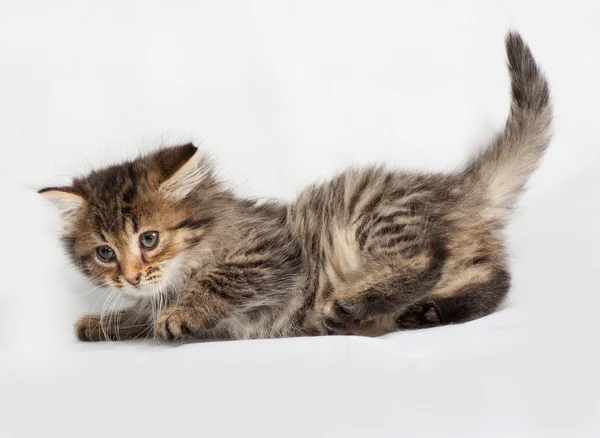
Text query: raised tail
465 32 552 220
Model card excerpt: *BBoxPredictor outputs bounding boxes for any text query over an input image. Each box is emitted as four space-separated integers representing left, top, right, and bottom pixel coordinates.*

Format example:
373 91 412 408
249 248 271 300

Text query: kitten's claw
155 306 197 341
397 302 441 330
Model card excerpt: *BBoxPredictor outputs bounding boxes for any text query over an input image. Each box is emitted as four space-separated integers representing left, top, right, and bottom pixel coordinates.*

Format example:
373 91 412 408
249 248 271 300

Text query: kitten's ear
38 186 85 221
156 143 211 200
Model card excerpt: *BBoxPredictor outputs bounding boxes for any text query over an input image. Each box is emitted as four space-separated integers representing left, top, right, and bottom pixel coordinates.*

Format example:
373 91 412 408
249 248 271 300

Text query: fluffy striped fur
40 32 551 341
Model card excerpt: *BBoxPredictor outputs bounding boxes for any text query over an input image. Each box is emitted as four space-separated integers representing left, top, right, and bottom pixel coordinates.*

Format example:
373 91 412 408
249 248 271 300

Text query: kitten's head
40 143 220 297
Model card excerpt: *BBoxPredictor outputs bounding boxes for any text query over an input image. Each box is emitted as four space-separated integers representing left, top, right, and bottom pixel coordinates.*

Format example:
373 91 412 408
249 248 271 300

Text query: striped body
40 32 552 342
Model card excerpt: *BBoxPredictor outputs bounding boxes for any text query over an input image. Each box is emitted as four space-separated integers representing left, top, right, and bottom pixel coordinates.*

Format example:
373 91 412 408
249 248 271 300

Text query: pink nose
125 274 141 287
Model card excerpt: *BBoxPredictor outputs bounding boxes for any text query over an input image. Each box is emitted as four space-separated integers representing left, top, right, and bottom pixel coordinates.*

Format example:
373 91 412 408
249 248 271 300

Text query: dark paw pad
397 303 441 330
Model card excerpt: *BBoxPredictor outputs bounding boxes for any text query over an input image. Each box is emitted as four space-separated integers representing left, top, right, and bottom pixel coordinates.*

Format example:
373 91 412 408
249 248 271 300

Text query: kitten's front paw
155 306 200 341
75 313 104 342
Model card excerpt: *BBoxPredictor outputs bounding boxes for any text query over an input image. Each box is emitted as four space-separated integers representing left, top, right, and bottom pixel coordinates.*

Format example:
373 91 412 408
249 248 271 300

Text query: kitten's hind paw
322 292 398 335
397 302 441 330
322 300 363 335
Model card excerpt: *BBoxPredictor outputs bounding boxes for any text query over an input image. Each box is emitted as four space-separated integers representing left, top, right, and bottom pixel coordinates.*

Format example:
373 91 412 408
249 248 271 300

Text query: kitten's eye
140 231 159 249
96 246 116 262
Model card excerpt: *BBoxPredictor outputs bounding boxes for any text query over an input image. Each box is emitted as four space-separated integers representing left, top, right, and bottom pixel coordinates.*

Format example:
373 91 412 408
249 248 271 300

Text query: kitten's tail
464 32 552 220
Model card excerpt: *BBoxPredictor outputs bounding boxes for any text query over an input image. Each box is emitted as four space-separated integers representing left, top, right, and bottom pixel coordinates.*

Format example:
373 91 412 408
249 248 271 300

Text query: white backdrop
1 1 599 437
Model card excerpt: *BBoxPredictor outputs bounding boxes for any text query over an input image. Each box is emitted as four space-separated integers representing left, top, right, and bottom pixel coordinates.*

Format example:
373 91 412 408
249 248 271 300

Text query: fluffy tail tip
505 31 550 113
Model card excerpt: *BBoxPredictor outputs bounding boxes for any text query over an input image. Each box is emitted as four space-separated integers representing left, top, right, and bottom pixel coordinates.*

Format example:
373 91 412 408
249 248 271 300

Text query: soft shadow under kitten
40 32 551 342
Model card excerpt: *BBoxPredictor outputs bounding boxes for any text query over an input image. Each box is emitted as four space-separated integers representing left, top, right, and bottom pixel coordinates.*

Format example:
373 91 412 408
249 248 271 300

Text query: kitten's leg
156 237 299 340
322 268 440 334
75 307 152 342
155 286 232 341
155 263 258 340
397 268 510 329
322 241 446 334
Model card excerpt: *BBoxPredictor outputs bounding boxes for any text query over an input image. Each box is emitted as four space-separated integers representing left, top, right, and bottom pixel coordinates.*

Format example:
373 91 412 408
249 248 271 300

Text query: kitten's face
66 187 195 296
40 144 217 297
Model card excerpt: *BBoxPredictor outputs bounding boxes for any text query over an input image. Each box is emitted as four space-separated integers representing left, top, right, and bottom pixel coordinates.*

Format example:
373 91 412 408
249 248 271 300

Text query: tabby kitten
40 32 551 341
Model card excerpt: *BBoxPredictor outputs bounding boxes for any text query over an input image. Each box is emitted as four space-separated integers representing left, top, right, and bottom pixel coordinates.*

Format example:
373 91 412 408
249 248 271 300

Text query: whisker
80 282 112 300
98 290 115 342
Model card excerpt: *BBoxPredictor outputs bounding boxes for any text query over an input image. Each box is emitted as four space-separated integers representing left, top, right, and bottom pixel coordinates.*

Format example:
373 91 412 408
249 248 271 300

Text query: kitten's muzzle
125 274 141 287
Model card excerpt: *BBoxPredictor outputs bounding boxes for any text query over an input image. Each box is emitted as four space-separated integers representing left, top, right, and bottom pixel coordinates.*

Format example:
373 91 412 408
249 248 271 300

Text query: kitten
40 32 551 341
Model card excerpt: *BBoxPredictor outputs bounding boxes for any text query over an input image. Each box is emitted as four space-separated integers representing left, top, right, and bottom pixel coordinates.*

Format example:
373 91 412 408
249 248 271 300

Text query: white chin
121 283 164 298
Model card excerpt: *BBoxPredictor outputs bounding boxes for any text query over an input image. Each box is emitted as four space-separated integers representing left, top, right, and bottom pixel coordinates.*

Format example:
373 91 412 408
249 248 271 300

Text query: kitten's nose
125 274 141 287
